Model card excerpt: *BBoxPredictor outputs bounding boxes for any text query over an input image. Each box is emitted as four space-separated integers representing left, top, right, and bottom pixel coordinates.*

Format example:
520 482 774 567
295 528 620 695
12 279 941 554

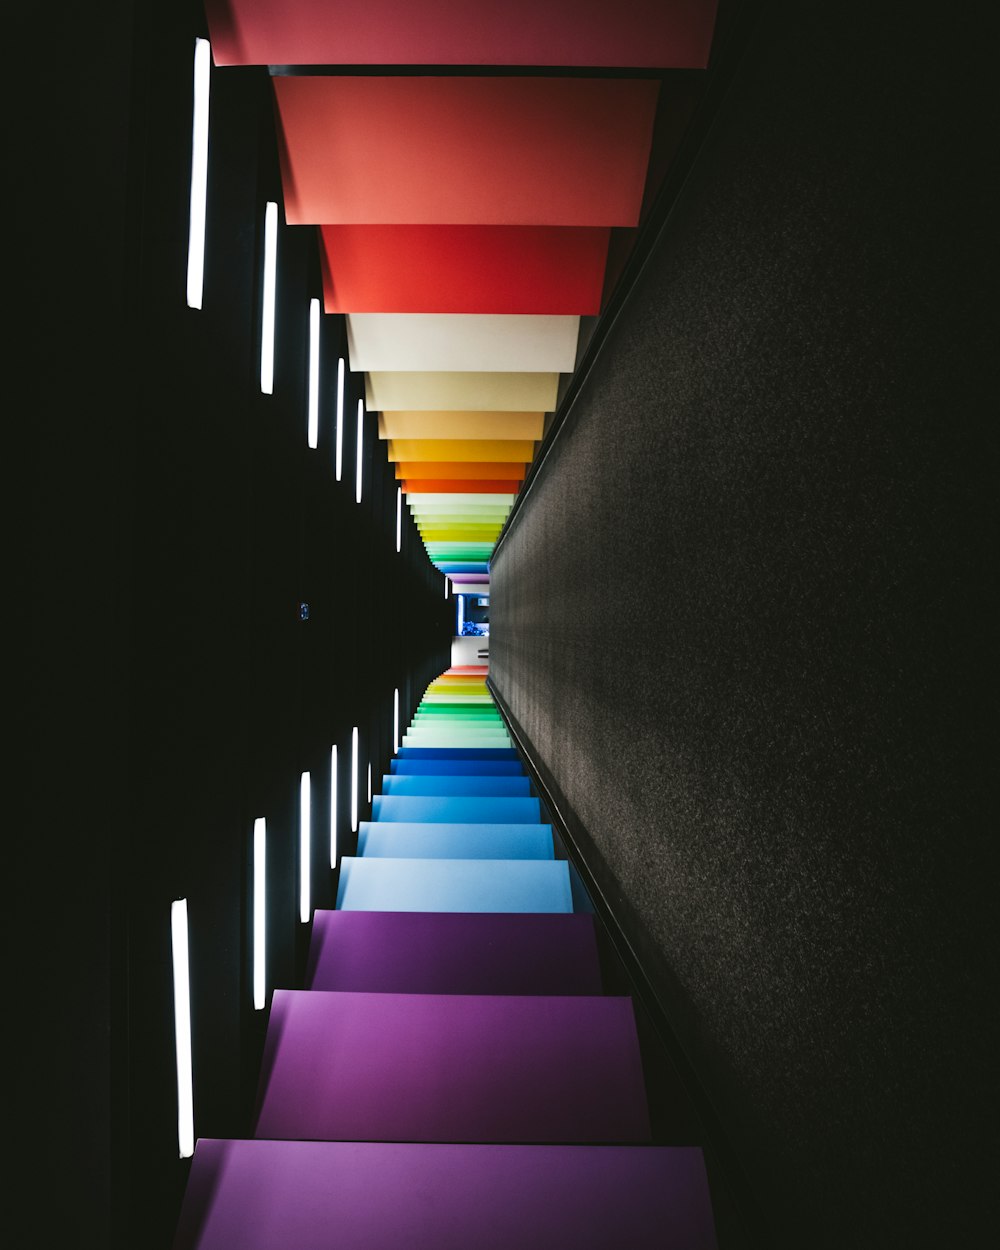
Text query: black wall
490 3 996 1245
22 3 449 1245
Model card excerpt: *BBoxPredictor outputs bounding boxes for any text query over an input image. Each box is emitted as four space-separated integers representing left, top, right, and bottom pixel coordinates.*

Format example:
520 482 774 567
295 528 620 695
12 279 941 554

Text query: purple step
174 1139 718 1250
255 989 650 1144
305 911 603 995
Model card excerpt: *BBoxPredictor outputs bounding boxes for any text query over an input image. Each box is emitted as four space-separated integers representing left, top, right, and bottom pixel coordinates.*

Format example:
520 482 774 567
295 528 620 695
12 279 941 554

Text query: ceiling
204 0 721 594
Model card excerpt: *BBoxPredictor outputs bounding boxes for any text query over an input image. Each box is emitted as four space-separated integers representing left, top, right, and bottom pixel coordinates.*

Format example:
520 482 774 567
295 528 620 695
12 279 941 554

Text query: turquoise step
397 747 518 760
357 821 553 859
372 795 541 824
380 774 531 797
336 857 573 912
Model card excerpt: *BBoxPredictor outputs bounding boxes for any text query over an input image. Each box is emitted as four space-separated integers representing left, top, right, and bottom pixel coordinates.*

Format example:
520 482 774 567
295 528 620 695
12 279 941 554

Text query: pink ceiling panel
273 77 658 227
320 225 610 314
205 0 719 70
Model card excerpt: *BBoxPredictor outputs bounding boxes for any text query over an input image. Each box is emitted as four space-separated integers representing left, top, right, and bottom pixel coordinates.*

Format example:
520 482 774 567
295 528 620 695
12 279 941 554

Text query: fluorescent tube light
170 898 195 1159
335 358 345 481
186 39 210 309
330 744 338 868
351 726 359 833
355 400 364 504
307 298 320 448
252 818 266 1011
299 771 311 923
260 201 278 393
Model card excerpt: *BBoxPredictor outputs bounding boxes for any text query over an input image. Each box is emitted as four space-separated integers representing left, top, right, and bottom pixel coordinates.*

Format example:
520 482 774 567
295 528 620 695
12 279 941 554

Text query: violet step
174 1139 718 1250
254 990 651 1144
305 911 603 995
357 820 553 859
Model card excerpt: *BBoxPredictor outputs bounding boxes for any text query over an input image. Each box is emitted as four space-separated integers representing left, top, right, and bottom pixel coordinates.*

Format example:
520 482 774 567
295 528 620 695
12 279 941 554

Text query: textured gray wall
490 4 995 1245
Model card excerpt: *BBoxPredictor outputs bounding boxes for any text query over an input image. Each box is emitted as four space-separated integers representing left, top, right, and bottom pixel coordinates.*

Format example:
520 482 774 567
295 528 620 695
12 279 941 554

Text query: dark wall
490 4 996 1245
22 4 449 1246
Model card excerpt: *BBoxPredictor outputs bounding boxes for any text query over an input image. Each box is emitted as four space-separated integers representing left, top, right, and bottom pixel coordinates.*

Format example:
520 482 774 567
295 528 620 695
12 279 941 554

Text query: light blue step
357 821 554 859
390 759 524 776
336 857 573 912
380 775 531 797
372 795 542 824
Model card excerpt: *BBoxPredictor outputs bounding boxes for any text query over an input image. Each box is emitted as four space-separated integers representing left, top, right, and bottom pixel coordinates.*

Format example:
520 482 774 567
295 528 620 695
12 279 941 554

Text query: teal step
357 821 553 859
336 857 573 912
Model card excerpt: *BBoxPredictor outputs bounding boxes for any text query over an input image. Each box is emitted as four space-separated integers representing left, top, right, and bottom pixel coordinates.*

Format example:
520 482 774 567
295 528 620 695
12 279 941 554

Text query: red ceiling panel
273 77 658 226
320 225 610 315
205 0 719 70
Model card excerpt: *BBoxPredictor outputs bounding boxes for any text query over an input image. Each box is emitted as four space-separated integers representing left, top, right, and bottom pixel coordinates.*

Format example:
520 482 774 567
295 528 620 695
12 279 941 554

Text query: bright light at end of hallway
170 898 195 1158
260 201 278 393
185 39 210 310
299 772 311 923
307 298 320 448
252 818 266 1010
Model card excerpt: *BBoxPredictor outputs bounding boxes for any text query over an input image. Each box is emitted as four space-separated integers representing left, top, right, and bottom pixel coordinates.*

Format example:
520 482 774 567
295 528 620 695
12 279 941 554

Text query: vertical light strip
395 486 402 552
299 771 311 923
335 357 345 481
329 744 338 868
355 400 364 504
367 762 372 804
458 594 465 634
444 578 450 599
307 298 320 448
252 818 266 1011
260 201 278 394
186 39 211 310
351 727 359 833
393 688 400 753
170 898 195 1159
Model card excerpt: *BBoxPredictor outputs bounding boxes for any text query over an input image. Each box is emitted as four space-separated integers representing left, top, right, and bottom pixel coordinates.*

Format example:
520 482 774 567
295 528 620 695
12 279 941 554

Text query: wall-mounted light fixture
186 39 211 310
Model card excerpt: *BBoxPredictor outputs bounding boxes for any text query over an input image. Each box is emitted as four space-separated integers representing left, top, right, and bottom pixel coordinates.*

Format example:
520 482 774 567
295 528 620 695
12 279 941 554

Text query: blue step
336 857 573 912
380 775 531 797
372 795 542 824
390 759 524 776
357 821 553 859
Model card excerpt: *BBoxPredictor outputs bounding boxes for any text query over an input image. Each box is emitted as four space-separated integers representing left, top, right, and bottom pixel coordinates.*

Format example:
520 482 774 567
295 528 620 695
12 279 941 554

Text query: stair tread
358 821 553 859
175 1139 717 1250
372 795 540 823
336 856 572 912
305 911 602 995
254 990 651 1144
390 759 524 774
380 774 531 796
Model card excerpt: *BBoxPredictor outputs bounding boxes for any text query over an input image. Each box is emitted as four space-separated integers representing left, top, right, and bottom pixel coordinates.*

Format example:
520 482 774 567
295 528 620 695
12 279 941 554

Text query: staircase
173 666 718 1248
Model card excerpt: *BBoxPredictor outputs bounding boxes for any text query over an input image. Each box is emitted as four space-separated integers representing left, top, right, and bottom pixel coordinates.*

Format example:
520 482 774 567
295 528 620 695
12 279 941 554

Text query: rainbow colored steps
175 667 718 1247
